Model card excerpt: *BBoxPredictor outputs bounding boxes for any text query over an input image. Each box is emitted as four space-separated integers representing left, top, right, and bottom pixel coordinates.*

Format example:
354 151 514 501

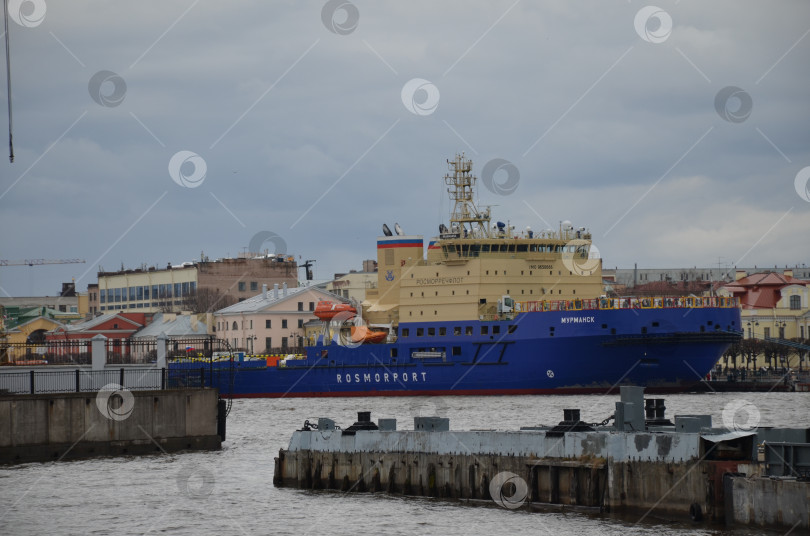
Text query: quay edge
0 388 224 464
274 388 810 530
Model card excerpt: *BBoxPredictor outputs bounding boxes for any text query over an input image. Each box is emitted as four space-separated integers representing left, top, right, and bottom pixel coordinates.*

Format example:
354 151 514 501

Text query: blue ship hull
172 307 740 397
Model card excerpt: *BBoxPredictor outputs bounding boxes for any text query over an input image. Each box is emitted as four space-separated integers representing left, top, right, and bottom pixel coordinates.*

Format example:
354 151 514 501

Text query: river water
1 392 807 536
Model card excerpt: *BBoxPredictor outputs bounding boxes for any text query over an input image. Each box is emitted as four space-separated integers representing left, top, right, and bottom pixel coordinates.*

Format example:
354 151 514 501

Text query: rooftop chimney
273 283 279 299
784 269 793 278
735 270 747 281
282 282 288 296
262 283 268 299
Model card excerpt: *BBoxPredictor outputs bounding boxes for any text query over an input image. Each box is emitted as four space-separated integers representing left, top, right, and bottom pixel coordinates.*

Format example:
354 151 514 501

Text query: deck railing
515 296 739 313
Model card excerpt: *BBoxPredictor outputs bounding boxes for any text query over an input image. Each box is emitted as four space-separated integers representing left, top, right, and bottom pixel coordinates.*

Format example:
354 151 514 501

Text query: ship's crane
0 259 86 267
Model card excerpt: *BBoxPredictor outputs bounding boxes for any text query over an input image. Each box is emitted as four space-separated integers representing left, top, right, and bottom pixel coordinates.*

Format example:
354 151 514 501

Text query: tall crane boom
0 259 86 266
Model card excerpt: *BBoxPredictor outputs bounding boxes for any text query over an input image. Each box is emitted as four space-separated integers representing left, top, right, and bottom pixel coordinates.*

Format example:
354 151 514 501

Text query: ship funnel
394 223 404 236
382 223 393 236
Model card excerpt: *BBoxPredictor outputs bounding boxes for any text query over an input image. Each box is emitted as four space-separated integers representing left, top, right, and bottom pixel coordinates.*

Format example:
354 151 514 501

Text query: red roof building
46 312 148 341
719 272 809 310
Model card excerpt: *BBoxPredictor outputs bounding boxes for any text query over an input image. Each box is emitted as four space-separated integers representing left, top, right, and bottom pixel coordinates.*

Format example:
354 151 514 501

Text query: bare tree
183 288 237 313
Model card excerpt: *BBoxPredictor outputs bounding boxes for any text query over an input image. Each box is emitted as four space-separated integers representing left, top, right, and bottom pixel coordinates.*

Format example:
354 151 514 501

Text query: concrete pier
0 388 223 463
274 390 810 530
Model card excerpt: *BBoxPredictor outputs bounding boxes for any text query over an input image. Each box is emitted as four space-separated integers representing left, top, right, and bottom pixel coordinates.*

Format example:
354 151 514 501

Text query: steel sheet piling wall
275 428 810 528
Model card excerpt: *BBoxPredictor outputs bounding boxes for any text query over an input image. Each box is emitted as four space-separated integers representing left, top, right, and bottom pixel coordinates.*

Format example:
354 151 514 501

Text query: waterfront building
717 270 810 371
91 254 299 314
326 268 377 302
213 283 344 353
47 312 148 341
0 282 87 316
603 265 810 288
719 270 810 341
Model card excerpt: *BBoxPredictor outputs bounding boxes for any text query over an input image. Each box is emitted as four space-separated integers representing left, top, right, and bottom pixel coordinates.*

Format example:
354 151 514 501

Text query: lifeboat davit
313 301 357 321
350 325 388 344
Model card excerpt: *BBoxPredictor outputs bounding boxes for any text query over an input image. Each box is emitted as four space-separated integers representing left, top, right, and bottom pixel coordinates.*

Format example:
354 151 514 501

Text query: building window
182 282 190 296
281 337 288 348
265 319 271 329
100 289 106 303
764 327 770 339
250 320 253 329
790 295 801 310
144 286 149 299
265 337 272 350
250 282 258 291
238 282 246 292
309 302 315 311
129 287 136 300
298 302 303 311
282 319 288 329
298 319 303 328
174 283 181 297
232 321 238 331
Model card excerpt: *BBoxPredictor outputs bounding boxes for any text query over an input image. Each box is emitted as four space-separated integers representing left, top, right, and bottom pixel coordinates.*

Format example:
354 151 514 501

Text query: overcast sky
1 0 809 297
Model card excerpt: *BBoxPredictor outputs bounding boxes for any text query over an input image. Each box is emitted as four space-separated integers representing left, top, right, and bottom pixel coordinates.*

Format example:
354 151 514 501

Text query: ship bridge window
452 346 461 356
402 328 409 337
439 327 446 336
470 244 480 257
517 244 527 252
493 326 500 335
481 244 490 253
417 328 424 336
428 327 435 336
507 325 517 334
465 326 473 335
390 348 398 358
481 326 489 335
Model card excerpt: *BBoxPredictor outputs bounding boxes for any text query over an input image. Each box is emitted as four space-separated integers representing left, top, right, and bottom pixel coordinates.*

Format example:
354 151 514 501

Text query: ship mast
444 153 491 238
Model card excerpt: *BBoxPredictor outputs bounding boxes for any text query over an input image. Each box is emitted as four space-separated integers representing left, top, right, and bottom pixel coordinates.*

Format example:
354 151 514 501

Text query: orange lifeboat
350 326 388 344
313 301 357 321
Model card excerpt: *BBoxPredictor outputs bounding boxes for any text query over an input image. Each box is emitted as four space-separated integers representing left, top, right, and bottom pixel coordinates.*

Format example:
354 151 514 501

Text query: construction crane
0 259 86 267
299 260 315 280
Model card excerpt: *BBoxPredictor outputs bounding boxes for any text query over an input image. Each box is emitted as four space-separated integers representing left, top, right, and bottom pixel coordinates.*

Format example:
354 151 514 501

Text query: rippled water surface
1 392 807 535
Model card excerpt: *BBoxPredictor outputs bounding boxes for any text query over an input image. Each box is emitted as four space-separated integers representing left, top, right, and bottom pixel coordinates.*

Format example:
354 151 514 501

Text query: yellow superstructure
363 154 603 326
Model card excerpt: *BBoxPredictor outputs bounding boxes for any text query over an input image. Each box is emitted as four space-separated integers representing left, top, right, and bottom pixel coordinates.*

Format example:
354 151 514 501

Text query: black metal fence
0 336 228 366
0 340 92 365
0 366 230 395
